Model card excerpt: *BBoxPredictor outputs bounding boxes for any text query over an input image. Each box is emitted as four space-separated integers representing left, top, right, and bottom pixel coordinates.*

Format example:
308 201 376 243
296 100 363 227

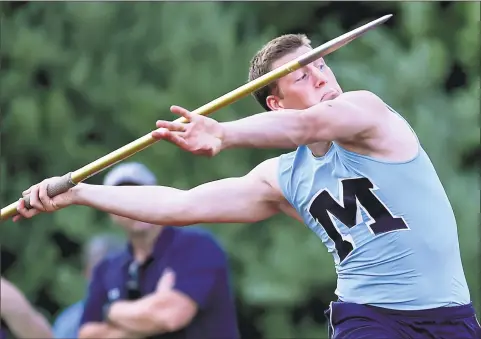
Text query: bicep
177 163 282 225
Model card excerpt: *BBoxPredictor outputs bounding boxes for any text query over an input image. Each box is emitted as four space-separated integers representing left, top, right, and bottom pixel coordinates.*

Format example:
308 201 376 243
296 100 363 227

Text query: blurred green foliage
1 2 479 337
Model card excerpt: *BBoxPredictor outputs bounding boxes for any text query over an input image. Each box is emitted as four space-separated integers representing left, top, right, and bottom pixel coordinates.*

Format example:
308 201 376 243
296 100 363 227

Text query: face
109 214 156 237
266 45 343 111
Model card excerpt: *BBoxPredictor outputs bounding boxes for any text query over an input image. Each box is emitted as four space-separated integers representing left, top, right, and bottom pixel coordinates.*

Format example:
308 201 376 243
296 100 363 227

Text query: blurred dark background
1 1 479 337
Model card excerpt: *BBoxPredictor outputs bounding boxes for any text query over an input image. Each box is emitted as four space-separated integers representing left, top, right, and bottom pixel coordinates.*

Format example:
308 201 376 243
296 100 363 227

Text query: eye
296 73 308 82
319 64 325 71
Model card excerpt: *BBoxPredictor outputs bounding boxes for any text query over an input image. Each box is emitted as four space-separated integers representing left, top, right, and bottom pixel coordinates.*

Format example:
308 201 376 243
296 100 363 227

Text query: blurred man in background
52 233 125 338
1 277 53 338
76 162 239 339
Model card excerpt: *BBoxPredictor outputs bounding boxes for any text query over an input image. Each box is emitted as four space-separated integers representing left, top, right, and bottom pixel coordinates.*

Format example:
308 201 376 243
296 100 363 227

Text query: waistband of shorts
355 301 476 319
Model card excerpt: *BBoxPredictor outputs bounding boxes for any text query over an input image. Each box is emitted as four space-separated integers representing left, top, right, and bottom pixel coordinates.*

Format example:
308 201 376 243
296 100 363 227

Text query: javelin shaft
70 13 392 184
0 14 392 221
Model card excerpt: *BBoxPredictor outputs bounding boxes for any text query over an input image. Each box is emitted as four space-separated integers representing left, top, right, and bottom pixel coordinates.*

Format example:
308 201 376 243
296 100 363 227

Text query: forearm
78 322 142 339
3 308 53 339
73 175 277 226
220 109 309 150
73 184 189 225
107 295 170 335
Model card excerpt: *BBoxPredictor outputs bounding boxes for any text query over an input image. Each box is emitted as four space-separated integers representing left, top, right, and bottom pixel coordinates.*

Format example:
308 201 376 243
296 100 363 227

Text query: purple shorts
324 301 481 339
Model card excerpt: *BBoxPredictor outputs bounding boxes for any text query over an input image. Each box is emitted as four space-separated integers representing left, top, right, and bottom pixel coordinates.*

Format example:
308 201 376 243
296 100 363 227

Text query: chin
131 222 155 233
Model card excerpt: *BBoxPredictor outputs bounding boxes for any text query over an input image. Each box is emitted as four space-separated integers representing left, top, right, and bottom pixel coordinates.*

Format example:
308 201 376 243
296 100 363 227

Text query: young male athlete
15 34 480 338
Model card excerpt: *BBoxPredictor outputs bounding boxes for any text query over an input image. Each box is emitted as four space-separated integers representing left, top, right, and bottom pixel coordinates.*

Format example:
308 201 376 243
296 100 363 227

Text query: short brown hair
248 34 311 111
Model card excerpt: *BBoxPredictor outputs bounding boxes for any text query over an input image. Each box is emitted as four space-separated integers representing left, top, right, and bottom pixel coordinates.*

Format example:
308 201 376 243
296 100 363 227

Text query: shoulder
335 90 390 116
169 227 230 267
90 250 127 278
251 153 313 203
251 156 281 173
329 91 397 135
259 151 306 182
339 90 384 103
172 226 227 256
249 156 293 202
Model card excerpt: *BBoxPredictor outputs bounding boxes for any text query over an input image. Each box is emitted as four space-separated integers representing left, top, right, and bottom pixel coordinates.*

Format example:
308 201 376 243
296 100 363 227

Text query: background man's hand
152 105 223 157
156 268 176 293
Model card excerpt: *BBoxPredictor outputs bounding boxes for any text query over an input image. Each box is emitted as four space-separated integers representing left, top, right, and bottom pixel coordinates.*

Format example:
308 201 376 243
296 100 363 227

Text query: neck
308 141 332 157
130 226 163 263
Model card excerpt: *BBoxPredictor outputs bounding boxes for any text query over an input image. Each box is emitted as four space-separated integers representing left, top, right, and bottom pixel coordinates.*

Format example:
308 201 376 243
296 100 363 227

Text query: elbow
149 195 190 227
297 111 331 144
160 194 203 227
286 112 312 146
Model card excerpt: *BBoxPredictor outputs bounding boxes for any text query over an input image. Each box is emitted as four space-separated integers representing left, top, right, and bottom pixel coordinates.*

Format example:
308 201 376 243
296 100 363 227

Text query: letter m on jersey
308 177 409 262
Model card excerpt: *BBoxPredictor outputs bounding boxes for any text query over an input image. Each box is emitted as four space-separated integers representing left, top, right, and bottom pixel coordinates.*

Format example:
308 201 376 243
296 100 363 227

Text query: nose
312 67 327 88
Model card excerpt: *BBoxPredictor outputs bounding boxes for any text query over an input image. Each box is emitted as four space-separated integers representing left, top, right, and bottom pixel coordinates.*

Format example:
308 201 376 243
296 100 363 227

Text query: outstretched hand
152 106 224 157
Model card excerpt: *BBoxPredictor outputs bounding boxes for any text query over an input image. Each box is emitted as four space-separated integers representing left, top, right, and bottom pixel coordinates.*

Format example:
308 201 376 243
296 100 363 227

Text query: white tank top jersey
277 107 470 310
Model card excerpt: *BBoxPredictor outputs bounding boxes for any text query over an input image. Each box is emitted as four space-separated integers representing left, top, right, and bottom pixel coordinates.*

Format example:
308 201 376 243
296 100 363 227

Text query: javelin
1 14 392 221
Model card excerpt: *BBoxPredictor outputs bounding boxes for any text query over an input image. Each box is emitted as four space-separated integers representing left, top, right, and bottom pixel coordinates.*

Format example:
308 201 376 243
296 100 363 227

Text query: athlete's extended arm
221 91 385 148
14 159 284 226
152 90 387 155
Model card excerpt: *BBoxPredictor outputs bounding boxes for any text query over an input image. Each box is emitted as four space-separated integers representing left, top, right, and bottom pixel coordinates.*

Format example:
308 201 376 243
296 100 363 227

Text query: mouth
321 90 337 102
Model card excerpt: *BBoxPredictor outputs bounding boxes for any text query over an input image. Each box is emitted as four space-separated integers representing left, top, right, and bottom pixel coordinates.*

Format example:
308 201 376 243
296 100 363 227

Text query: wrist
218 122 232 151
70 183 88 205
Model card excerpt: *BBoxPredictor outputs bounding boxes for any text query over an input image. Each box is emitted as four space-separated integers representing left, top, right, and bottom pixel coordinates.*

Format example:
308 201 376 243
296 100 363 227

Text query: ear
266 94 284 111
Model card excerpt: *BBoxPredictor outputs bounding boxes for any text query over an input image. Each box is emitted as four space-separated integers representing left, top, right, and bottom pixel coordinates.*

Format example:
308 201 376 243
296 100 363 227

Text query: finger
22 186 33 197
163 131 192 150
151 128 170 140
170 105 195 121
157 268 176 291
155 120 186 132
15 198 40 220
39 182 55 212
13 199 24 222
29 185 45 211
152 129 189 148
